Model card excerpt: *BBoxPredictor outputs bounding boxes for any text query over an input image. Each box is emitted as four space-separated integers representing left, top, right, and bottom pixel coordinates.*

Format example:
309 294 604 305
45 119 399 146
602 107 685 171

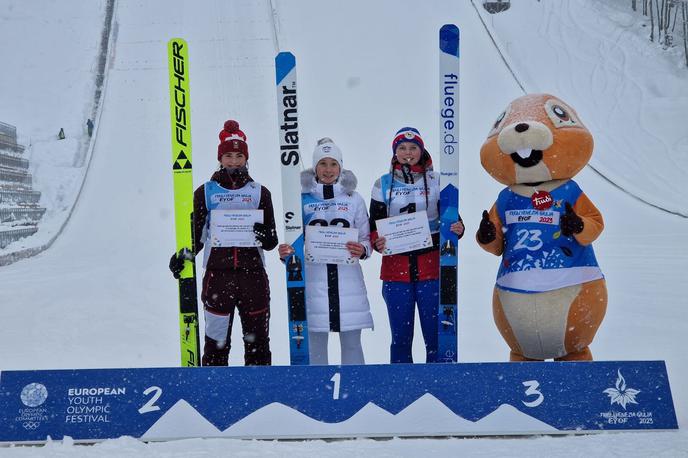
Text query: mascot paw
477 210 497 244
560 202 584 236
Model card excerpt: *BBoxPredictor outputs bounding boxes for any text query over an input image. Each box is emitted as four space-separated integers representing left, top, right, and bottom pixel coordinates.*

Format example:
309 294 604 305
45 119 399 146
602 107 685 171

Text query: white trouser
309 330 364 365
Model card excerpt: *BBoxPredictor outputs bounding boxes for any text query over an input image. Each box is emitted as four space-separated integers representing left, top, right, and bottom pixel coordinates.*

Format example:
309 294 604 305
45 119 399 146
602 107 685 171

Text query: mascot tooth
476 93 607 362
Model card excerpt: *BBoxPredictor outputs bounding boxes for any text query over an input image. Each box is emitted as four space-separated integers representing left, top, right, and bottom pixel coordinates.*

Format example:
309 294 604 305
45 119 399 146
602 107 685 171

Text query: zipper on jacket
326 263 341 332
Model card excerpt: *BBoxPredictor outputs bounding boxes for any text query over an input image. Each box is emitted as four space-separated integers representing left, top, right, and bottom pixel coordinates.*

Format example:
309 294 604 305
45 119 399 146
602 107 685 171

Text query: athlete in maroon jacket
170 120 277 366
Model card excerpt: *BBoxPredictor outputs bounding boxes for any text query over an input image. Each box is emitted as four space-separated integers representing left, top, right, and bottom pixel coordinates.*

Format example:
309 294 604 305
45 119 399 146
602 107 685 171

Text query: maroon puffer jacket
193 167 278 271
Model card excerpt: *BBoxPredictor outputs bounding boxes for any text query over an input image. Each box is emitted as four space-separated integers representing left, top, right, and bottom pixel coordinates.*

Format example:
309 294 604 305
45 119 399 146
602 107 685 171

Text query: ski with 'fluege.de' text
437 25 460 363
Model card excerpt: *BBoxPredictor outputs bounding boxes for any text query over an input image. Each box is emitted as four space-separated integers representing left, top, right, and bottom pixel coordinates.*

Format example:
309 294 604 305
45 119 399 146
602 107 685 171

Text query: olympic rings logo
22 421 40 430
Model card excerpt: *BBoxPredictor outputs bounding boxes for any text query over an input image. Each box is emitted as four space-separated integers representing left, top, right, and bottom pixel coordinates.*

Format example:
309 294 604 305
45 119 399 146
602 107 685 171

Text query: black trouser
200 268 271 366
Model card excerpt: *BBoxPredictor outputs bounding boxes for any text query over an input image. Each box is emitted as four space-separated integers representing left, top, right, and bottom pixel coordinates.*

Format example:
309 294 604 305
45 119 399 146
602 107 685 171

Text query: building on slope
0 121 45 249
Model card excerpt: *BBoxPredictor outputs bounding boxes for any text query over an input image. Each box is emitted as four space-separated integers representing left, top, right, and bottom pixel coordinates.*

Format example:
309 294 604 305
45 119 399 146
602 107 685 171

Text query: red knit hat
217 120 248 161
392 127 424 154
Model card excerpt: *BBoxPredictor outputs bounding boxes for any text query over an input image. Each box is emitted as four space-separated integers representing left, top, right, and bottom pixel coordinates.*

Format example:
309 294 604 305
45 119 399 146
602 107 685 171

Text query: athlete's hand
253 222 270 246
374 236 386 252
346 241 365 258
278 243 294 260
169 248 193 279
450 220 465 238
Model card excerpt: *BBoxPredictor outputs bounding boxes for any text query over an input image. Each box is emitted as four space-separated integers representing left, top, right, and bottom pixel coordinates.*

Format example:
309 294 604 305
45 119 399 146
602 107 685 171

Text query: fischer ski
437 25 460 363
168 38 200 367
275 52 309 365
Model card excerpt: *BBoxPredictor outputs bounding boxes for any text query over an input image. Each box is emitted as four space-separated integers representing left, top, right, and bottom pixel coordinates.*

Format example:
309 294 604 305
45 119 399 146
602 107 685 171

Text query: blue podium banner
0 361 677 443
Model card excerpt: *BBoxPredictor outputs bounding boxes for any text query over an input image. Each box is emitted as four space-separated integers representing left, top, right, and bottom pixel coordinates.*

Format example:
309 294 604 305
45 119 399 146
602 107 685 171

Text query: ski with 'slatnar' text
275 52 309 365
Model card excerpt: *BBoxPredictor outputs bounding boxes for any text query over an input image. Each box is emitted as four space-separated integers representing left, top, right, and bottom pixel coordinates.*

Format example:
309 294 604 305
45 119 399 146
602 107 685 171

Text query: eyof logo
20 383 48 407
603 370 640 410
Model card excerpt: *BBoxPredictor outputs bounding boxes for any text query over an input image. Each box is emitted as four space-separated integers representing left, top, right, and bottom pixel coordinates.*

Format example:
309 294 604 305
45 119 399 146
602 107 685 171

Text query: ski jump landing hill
0 0 116 266
0 0 684 443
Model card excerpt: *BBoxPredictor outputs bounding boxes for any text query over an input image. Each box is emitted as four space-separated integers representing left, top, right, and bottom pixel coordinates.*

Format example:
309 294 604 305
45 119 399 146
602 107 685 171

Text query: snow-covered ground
0 0 107 261
476 0 688 216
1 0 687 456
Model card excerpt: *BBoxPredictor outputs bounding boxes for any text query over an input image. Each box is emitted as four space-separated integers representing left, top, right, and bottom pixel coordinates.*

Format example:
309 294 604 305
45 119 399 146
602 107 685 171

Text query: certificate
209 209 264 247
376 211 433 255
304 225 359 265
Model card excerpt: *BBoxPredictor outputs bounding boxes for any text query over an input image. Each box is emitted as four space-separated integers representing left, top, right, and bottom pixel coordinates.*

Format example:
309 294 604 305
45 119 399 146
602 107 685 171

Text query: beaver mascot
476 94 607 362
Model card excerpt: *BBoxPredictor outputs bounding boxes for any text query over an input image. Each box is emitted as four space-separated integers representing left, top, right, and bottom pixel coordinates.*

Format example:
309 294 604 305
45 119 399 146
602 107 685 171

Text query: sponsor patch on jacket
211 192 255 205
505 209 560 225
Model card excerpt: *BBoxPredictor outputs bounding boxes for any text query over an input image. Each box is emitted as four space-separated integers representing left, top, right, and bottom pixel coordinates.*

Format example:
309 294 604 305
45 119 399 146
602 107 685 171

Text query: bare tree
667 1 672 30
650 0 655 41
634 0 687 64
683 1 688 66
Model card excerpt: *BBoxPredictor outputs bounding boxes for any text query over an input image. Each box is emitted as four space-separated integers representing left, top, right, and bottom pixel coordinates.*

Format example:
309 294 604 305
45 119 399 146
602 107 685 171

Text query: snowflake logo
603 370 640 410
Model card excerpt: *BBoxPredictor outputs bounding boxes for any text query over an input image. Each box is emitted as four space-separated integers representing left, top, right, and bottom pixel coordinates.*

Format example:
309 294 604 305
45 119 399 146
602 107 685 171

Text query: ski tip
440 24 460 57
440 24 460 34
276 51 295 61
439 182 459 193
168 37 187 46
275 52 296 85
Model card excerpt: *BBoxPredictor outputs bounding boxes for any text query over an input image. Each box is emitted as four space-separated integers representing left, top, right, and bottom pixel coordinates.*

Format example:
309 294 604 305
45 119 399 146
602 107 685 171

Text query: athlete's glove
253 222 271 246
560 202 584 237
169 248 193 279
477 210 497 244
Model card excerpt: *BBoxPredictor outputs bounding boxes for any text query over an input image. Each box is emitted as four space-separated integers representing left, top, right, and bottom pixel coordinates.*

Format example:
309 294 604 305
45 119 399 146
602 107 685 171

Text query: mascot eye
545 99 581 128
493 111 506 129
552 105 570 121
487 107 510 138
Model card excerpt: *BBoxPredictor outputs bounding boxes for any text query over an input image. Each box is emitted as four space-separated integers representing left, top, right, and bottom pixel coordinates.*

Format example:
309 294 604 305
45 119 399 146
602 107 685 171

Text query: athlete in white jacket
279 138 373 365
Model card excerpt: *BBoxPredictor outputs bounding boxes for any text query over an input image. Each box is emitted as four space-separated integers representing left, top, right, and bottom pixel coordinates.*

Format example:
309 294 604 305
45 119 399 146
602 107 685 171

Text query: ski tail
275 52 309 365
437 25 460 363
168 38 200 367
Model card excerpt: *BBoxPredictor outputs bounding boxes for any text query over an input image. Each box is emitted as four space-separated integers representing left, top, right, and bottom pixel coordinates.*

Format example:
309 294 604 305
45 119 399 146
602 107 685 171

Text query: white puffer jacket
301 168 374 333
